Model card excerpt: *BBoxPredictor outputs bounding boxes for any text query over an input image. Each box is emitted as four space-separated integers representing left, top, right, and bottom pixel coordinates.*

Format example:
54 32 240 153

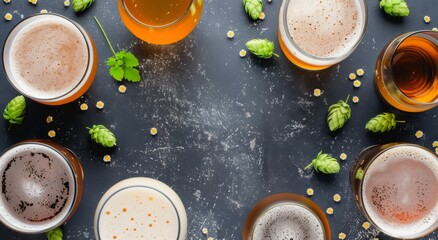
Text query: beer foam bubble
97 187 180 240
0 143 74 232
7 16 88 99
363 146 438 238
252 202 325 240
286 0 363 58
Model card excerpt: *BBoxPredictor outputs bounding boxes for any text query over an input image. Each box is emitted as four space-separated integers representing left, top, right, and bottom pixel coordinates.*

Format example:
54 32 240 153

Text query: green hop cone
355 168 364 180
305 151 340 174
46 227 63 240
87 125 117 147
3 95 26 126
72 0 94 13
365 112 405 133
243 0 263 20
379 0 409 17
327 95 351 131
245 39 279 59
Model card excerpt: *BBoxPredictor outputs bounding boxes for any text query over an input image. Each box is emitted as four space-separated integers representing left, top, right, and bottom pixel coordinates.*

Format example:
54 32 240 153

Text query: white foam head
95 178 187 240
0 143 76 233
252 202 325 240
3 14 89 100
279 0 366 66
362 145 438 238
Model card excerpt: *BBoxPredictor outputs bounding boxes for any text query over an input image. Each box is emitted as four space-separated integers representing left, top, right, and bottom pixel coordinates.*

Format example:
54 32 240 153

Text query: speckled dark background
0 0 437 239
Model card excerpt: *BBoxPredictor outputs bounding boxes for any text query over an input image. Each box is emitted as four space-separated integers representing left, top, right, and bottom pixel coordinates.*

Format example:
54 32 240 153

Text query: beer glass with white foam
243 193 331 240
3 14 98 105
0 140 84 234
278 0 367 70
350 143 438 239
94 177 187 240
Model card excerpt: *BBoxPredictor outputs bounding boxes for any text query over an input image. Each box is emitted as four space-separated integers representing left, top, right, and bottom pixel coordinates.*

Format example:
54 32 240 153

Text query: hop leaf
327 95 351 131
72 0 94 13
87 125 117 147
245 39 279 59
243 0 263 20
355 168 364 180
46 227 63 240
107 51 141 83
380 0 409 17
365 112 405 133
305 151 340 174
3 95 26 126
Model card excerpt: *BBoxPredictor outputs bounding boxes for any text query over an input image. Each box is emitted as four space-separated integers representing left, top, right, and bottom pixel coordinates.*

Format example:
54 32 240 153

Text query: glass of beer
118 0 203 45
243 193 331 240
94 177 187 240
375 31 438 112
350 143 438 239
2 13 98 106
278 0 367 70
0 140 84 234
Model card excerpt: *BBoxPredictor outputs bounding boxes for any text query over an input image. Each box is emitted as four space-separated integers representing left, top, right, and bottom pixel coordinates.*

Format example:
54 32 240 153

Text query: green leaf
124 67 141 82
123 52 139 67
115 50 126 59
46 227 63 240
106 57 117 67
109 66 124 81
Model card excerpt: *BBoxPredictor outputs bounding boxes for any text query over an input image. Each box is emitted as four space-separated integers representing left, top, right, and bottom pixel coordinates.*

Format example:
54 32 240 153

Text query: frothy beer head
362 146 438 238
4 14 89 100
252 202 325 240
95 178 187 240
285 0 365 58
0 143 75 233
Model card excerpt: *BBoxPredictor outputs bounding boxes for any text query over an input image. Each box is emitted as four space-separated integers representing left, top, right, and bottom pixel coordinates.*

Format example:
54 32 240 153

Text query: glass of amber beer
0 140 84 234
350 143 438 239
2 14 98 106
278 0 367 70
118 0 203 45
375 31 438 112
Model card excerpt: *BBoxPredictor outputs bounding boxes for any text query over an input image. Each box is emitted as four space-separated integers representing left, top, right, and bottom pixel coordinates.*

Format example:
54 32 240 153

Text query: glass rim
120 0 195 29
386 30 438 106
358 143 438 239
243 193 331 240
0 141 79 234
2 13 92 102
95 185 182 240
282 0 368 61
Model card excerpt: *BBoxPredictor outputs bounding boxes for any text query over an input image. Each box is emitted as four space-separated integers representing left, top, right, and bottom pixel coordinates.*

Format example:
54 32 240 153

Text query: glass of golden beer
243 193 331 240
375 31 438 112
2 14 98 106
118 0 203 45
0 140 84 234
278 0 367 70
350 143 438 239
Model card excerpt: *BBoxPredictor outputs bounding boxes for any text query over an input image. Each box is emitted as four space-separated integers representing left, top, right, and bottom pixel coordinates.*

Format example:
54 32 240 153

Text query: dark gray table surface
1 0 437 239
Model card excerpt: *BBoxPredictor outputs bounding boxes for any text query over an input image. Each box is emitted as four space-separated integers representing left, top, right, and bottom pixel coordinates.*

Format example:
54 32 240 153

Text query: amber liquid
375 31 438 112
392 36 438 103
118 0 203 44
